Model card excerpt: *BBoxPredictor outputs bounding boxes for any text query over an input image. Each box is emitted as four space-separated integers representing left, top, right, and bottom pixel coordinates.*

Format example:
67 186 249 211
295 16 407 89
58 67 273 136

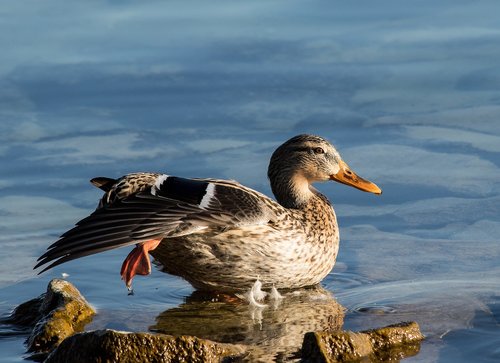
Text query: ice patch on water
336 278 498 338
367 105 500 134
186 139 252 153
335 196 500 226
337 195 500 227
384 27 500 43
11 121 47 142
404 126 500 152
342 144 500 195
0 196 89 287
339 223 500 283
419 219 500 242
30 133 177 165
202 142 274 185
0 196 88 234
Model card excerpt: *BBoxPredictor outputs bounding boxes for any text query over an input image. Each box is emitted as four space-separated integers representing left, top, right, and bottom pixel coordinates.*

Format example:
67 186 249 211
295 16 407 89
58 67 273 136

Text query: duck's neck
270 171 314 209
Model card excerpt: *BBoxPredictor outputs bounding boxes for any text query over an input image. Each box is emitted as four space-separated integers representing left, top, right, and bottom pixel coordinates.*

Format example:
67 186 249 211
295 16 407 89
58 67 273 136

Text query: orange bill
330 160 382 195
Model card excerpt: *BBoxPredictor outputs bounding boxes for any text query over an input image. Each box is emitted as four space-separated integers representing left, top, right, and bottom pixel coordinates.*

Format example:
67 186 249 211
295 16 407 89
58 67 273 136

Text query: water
1 1 500 361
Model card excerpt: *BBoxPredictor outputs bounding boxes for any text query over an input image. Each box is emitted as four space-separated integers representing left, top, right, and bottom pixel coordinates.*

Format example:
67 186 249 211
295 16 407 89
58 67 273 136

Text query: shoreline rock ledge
4 278 95 354
301 321 424 362
44 330 246 363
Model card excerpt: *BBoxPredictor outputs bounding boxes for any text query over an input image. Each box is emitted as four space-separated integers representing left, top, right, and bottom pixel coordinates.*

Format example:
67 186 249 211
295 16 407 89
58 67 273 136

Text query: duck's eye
313 147 325 154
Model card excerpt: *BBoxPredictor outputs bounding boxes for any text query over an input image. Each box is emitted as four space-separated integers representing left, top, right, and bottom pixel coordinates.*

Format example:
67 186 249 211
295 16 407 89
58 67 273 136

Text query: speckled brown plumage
36 134 381 292
152 187 339 291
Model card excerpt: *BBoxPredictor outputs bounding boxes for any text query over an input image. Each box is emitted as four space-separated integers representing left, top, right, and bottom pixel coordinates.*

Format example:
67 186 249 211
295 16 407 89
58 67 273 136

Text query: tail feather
90 177 117 192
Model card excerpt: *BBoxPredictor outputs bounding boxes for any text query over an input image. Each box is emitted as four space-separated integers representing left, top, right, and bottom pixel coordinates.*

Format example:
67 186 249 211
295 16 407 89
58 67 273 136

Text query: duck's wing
35 174 280 273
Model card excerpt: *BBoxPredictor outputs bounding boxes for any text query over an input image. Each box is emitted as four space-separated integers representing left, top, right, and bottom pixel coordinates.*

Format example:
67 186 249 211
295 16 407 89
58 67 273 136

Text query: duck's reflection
150 286 344 361
150 286 424 362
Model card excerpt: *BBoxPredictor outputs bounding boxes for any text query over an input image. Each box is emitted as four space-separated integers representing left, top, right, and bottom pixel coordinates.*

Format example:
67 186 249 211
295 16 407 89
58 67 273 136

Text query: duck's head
268 134 381 207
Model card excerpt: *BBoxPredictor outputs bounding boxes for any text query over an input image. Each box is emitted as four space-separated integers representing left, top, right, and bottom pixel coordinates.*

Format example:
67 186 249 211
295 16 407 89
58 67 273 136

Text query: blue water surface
1 1 500 362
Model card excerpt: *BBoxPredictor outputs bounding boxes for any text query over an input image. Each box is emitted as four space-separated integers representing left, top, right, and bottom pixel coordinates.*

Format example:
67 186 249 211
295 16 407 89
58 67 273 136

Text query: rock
45 329 246 363
302 321 424 362
365 321 424 354
27 279 95 353
3 278 96 354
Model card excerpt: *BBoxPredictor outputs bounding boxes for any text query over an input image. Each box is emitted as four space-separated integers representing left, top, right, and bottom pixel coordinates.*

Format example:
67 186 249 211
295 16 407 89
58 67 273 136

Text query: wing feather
35 176 280 273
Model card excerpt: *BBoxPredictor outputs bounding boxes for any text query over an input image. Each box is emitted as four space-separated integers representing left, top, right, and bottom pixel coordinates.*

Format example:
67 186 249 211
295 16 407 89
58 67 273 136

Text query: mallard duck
35 134 381 292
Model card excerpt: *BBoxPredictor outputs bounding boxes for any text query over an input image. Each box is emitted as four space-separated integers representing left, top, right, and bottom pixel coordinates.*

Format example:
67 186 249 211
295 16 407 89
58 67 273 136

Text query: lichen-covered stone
302 331 372 362
365 321 424 350
20 279 95 353
302 321 424 362
45 329 246 363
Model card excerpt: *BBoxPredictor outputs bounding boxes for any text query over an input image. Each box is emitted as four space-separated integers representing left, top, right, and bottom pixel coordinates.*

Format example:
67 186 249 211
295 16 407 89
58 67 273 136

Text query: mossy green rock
365 321 424 359
23 279 95 353
45 329 246 363
302 321 424 362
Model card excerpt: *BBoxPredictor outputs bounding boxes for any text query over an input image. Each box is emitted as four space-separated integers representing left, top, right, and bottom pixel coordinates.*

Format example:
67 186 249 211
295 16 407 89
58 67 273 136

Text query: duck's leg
120 239 161 289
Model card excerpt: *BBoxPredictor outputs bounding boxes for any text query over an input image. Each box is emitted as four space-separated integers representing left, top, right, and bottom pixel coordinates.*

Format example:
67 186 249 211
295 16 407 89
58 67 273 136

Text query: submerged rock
302 321 424 362
5 278 95 354
2 296 44 327
45 329 246 363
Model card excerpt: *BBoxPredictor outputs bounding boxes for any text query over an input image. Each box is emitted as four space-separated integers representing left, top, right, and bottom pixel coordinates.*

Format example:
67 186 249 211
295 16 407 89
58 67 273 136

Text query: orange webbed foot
120 239 161 292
